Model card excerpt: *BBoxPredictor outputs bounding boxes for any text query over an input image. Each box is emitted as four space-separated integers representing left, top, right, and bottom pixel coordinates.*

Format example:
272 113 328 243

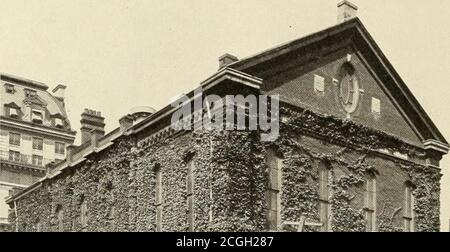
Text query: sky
0 0 449 231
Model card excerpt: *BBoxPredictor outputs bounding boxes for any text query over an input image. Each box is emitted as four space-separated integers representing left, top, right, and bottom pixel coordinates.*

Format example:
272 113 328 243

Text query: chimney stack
80 109 105 144
337 0 358 23
119 115 134 132
66 145 77 162
52 84 67 102
218 53 239 70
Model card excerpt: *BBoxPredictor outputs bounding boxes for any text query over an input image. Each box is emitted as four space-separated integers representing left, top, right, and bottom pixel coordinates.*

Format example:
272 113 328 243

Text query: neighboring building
0 73 76 231
6 2 449 232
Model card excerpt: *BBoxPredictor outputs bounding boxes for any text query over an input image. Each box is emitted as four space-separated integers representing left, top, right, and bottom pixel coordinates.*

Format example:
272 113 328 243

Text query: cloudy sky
0 0 449 231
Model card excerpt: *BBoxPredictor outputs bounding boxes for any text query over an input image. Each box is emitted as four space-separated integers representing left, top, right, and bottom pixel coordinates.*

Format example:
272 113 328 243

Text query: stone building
0 73 76 231
6 2 449 232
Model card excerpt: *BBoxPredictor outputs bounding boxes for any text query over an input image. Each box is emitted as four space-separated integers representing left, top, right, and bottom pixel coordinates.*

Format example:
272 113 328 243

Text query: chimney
218 53 239 69
337 0 358 23
119 114 134 132
52 84 67 102
80 109 105 144
66 145 77 162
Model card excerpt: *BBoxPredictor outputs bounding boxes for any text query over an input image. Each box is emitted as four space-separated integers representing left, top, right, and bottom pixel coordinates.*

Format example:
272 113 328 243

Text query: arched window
56 205 64 232
364 174 377 232
80 198 88 231
266 150 282 231
318 161 332 232
403 182 415 232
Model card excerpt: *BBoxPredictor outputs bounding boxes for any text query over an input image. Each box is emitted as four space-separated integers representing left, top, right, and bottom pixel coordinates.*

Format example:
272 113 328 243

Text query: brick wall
261 46 422 147
8 105 440 231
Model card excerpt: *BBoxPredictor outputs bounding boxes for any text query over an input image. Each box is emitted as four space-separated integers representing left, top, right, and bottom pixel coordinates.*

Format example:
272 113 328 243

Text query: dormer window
55 118 64 128
4 102 21 119
5 84 15 94
9 107 19 118
31 110 43 124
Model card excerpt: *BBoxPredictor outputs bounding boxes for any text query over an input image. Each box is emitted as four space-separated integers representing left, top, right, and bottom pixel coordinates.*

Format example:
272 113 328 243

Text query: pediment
231 18 448 152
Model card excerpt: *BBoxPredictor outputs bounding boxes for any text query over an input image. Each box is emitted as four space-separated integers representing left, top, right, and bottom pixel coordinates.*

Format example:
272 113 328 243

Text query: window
55 118 64 128
403 183 415 232
56 205 64 232
9 108 19 118
80 199 88 230
155 165 163 232
267 150 282 231
186 160 195 231
31 110 43 124
108 205 115 230
364 175 377 232
371 97 381 115
9 133 20 146
5 84 15 94
55 142 65 155
318 161 332 232
32 155 43 166
8 151 20 162
25 89 37 98
314 74 325 93
33 138 43 150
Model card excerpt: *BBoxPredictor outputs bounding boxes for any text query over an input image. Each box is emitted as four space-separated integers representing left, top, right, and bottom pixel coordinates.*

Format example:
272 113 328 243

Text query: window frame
56 205 64 232
364 175 377 232
32 154 43 166
32 137 44 151
9 132 21 146
8 107 19 118
31 110 44 124
5 83 15 94
55 142 65 155
403 183 415 232
80 199 88 230
54 118 64 128
318 161 332 232
155 165 163 232
186 160 195 231
266 150 282 231
8 150 21 162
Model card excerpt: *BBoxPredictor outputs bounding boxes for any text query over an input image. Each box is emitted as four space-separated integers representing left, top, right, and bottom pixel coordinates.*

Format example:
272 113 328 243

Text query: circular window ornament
338 64 362 115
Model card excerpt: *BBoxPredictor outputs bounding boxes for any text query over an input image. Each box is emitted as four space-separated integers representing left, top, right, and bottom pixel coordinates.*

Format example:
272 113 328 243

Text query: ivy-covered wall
8 105 442 232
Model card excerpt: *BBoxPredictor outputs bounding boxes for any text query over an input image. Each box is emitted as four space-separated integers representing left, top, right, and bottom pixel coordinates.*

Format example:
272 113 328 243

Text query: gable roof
229 17 448 152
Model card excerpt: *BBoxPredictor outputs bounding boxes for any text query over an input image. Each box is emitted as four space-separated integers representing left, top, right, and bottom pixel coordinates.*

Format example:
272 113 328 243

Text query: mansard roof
229 17 448 150
0 73 74 132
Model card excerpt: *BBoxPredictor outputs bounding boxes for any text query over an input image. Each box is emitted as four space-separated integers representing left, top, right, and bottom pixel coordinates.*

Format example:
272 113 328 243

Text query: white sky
0 0 449 231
